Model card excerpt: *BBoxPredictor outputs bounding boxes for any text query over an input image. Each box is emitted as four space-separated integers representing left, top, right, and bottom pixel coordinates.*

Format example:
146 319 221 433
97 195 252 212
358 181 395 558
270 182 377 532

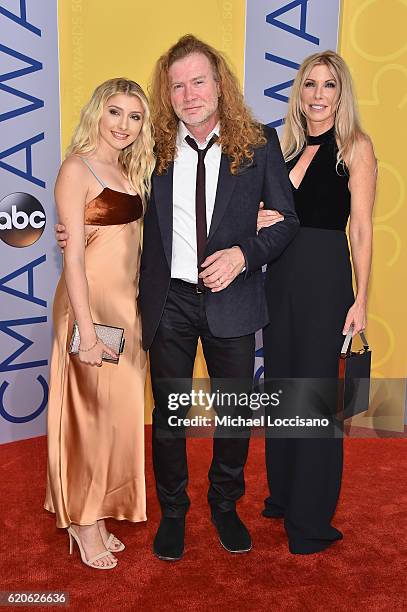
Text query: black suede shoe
211 510 252 553
153 517 185 561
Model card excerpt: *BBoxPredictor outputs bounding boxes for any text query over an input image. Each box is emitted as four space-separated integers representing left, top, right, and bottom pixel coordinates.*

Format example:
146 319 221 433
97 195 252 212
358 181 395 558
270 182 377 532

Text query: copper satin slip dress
44 160 147 528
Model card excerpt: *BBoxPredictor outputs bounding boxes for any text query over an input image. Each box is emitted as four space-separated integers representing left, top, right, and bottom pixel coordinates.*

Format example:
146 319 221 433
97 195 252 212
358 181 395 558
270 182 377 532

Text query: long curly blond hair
66 78 155 205
282 51 364 169
150 35 266 175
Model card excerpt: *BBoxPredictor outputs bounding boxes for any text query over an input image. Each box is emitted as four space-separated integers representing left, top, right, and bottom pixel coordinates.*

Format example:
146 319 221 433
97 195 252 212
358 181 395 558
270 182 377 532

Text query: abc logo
0 193 46 248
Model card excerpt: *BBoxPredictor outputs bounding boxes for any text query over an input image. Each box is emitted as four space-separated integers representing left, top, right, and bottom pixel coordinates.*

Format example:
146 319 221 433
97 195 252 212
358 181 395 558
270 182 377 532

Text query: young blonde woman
44 78 155 569
258 51 376 554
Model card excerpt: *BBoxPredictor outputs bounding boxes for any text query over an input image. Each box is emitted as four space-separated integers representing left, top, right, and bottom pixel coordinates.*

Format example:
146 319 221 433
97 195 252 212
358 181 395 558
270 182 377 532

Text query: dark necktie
185 134 218 289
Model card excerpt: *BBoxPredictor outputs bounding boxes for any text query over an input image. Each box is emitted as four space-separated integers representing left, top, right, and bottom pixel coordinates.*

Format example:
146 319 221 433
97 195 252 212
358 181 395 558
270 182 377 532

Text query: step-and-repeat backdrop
1 0 406 444
0 1 61 444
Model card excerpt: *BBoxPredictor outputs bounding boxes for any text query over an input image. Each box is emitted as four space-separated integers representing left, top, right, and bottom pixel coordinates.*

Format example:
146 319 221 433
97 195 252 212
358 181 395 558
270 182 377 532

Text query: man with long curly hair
139 35 299 561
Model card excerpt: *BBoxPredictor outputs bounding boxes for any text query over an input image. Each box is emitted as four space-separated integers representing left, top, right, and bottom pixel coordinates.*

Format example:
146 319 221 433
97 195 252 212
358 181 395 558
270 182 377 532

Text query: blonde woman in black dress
258 51 376 554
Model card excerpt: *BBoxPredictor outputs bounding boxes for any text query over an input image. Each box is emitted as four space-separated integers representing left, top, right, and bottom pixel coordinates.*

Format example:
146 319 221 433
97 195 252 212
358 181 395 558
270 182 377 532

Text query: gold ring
217 278 222 286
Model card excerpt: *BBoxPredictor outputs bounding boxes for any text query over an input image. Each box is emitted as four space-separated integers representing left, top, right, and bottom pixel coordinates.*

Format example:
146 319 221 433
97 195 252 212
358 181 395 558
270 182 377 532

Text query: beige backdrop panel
58 0 246 421
339 0 407 430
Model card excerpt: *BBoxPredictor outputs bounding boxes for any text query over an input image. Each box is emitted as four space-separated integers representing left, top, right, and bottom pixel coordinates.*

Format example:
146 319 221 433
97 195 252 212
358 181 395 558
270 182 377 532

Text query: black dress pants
149 280 255 518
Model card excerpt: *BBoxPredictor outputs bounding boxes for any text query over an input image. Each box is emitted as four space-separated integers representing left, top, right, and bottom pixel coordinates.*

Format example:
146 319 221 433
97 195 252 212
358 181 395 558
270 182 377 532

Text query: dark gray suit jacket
139 125 299 350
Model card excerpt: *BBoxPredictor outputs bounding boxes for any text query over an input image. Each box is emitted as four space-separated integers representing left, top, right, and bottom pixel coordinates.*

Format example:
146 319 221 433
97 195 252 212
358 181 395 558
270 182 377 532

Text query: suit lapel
207 154 237 247
153 163 174 269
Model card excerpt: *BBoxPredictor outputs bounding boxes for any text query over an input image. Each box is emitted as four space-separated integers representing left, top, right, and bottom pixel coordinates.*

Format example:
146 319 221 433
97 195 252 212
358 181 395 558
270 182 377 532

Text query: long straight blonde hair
66 78 155 205
282 51 364 168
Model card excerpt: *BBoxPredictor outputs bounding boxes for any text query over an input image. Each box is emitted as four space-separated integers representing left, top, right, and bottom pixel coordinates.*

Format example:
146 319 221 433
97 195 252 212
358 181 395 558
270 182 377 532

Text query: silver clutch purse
69 322 125 364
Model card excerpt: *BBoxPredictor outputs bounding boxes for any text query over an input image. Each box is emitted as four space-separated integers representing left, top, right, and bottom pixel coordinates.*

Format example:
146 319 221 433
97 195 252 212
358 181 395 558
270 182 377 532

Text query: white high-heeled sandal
68 526 118 570
97 522 125 552
104 532 125 552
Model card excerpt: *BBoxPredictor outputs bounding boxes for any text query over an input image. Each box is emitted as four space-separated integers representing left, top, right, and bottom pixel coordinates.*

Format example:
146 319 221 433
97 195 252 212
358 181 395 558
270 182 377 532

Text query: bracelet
79 338 98 352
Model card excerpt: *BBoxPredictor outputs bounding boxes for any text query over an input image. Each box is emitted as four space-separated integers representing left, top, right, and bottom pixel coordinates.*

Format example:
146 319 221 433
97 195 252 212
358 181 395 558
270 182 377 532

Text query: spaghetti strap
79 157 107 188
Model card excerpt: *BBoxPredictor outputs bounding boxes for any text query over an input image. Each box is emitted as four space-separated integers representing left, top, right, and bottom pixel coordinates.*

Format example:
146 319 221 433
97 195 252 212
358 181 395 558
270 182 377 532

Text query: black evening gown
263 125 354 554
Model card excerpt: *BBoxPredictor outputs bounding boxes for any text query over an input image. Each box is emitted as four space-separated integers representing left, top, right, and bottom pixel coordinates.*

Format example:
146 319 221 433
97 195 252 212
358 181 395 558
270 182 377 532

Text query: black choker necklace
306 125 335 145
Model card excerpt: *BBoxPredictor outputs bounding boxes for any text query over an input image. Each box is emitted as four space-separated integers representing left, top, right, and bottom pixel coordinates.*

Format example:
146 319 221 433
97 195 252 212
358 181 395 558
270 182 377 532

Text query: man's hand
199 247 245 292
55 223 69 252
257 201 284 232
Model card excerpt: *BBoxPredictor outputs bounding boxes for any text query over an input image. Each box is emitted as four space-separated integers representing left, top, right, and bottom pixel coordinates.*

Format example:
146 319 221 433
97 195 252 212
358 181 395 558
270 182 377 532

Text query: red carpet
0 429 406 611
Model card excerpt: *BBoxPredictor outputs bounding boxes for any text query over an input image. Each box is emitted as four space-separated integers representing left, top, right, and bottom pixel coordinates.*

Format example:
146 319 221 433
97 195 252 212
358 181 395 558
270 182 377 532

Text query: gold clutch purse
69 322 125 364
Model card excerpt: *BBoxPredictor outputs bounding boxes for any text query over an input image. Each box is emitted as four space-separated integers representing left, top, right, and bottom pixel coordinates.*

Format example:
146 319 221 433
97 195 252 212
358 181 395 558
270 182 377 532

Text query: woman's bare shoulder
55 155 92 195
354 132 375 161
58 154 89 179
348 132 376 173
